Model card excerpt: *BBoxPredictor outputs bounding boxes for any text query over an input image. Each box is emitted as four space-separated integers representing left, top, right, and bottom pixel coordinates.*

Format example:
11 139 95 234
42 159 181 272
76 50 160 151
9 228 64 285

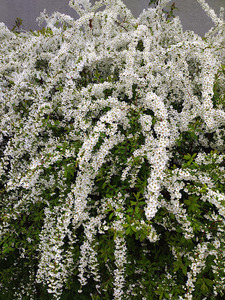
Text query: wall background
0 0 224 36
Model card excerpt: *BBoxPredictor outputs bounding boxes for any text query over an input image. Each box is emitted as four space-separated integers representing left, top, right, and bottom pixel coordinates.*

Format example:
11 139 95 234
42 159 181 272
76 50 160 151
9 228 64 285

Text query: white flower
0 0 225 298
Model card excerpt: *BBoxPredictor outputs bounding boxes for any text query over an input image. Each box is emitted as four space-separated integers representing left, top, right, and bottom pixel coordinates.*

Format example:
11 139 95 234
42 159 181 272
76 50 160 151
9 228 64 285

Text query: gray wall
0 0 224 36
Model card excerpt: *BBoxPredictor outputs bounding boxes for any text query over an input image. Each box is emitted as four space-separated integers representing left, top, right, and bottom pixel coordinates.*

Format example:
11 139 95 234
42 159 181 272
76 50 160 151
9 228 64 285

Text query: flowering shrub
0 0 225 299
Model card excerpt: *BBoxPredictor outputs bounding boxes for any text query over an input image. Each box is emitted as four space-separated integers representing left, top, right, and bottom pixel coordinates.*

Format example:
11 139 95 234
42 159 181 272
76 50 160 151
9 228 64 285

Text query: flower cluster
0 0 225 299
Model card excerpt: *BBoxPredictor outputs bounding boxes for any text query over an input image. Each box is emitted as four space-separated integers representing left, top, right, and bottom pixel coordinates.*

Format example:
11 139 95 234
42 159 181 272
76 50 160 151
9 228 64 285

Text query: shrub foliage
0 0 225 299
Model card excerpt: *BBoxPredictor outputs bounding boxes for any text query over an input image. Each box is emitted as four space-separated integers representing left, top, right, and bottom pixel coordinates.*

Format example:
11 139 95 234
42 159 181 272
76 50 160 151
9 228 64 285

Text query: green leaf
184 154 191 160
204 278 213 286
126 215 131 221
118 231 124 238
201 281 209 293
148 0 158 7
131 225 137 232
102 182 107 189
192 162 199 168
122 224 129 228
182 265 187 275
126 227 132 235
3 242 8 249
140 233 146 241
109 213 114 220
133 191 141 200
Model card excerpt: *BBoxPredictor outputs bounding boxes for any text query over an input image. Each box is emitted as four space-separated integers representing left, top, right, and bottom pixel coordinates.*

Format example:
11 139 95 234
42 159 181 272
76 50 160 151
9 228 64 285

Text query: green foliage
213 64 225 109
11 17 23 33
148 1 178 21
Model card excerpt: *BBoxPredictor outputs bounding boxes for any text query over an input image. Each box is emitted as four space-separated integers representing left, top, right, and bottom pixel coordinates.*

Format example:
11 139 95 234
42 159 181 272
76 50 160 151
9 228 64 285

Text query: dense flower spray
0 0 225 299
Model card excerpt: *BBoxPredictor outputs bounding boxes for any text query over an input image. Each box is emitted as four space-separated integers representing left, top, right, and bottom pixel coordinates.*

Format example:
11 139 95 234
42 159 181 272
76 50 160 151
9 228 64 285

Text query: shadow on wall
0 0 224 36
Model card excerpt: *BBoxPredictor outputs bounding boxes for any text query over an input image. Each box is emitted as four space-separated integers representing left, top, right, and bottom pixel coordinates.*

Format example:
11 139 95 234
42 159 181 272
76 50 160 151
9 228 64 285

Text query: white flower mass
0 0 225 299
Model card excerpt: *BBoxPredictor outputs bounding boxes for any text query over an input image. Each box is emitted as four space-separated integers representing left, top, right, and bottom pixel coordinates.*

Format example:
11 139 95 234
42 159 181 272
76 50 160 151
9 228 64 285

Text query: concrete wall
0 0 224 36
